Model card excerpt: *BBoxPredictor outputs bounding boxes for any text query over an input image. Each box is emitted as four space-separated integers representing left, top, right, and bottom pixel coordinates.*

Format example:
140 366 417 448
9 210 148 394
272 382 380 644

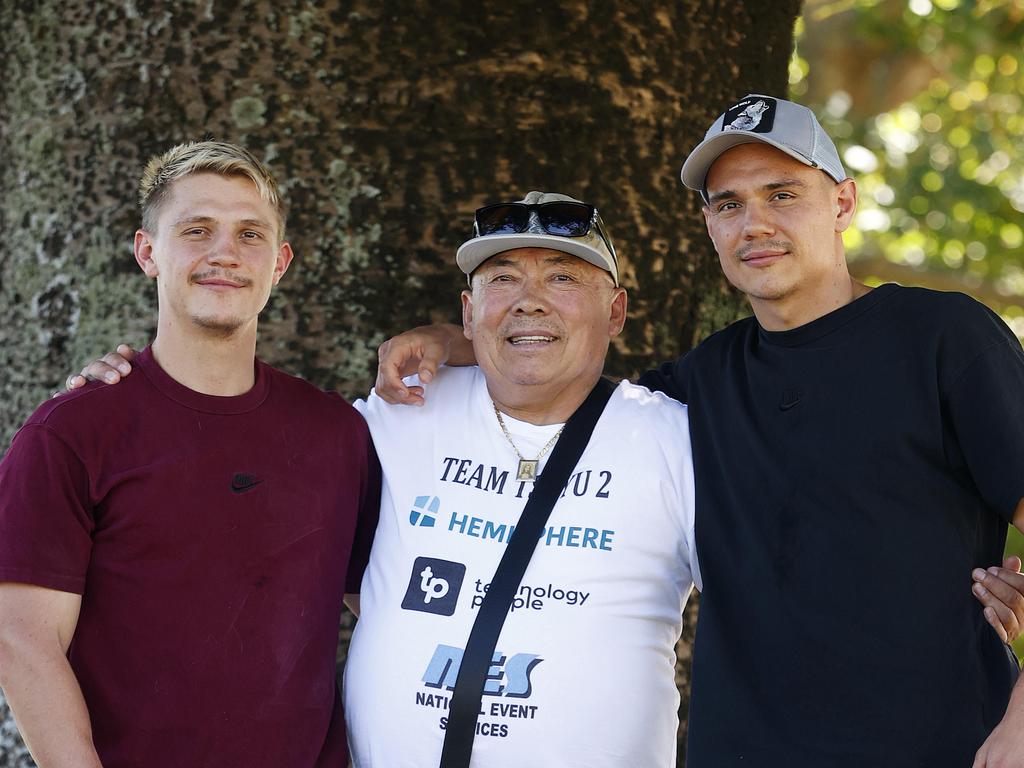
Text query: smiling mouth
508 335 558 346
192 272 251 289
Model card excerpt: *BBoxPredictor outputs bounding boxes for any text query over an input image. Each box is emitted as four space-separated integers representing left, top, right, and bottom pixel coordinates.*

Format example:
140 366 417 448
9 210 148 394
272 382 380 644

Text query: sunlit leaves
793 0 1024 323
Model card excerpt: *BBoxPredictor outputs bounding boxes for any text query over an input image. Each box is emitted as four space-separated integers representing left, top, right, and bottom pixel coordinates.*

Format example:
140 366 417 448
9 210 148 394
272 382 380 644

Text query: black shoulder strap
439 376 618 768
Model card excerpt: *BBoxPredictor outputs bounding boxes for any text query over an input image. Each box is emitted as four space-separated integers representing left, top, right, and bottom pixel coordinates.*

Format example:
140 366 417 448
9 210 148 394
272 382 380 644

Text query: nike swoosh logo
231 474 263 494
779 388 803 411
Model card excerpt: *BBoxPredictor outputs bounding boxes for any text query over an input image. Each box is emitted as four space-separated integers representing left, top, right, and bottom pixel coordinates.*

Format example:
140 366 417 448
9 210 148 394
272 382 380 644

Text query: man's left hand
973 556 1024 644
973 682 1024 767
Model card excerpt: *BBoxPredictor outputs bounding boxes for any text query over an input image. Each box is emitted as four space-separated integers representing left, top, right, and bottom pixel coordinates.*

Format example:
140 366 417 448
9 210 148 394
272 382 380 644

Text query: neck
151 320 258 396
487 376 599 425
751 276 871 332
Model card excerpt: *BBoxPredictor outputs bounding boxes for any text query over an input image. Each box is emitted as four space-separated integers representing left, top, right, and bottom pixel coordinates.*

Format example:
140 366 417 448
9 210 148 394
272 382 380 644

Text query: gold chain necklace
493 404 565 482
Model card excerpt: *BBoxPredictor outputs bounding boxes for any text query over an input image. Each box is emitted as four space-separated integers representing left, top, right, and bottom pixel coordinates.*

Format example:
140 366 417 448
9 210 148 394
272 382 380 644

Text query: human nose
741 202 775 239
207 233 242 267
511 277 550 315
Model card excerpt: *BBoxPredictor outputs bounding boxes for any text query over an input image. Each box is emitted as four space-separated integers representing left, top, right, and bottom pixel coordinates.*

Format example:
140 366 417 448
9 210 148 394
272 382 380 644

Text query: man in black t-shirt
367 95 1024 767
639 94 1024 767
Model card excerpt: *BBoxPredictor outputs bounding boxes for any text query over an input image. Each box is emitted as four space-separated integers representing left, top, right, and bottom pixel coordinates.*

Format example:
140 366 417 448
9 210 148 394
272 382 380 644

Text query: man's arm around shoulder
0 582 103 767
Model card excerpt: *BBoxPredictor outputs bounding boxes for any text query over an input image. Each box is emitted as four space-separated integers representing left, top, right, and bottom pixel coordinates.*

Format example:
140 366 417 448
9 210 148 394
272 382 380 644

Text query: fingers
374 346 413 405
972 739 987 768
375 325 456 405
972 565 1024 643
375 336 427 406
99 350 133 377
63 345 138 391
115 343 138 362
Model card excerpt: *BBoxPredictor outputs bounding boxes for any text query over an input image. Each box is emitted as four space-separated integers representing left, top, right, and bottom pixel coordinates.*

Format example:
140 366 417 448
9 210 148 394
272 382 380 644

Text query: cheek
707 221 736 254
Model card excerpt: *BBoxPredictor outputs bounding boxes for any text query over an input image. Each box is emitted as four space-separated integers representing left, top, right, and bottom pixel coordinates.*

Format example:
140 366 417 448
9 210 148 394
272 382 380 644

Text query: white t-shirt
346 366 699 768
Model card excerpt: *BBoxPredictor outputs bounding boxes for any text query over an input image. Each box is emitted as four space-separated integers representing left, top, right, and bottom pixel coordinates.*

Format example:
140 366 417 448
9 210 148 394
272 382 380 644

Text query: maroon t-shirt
0 347 381 767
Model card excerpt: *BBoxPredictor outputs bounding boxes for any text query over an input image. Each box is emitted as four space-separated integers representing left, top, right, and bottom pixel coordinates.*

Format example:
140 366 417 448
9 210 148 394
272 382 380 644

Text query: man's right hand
374 323 473 405
66 344 137 390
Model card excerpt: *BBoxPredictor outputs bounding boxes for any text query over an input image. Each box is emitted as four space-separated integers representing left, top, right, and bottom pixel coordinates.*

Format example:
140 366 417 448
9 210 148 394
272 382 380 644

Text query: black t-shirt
641 284 1023 767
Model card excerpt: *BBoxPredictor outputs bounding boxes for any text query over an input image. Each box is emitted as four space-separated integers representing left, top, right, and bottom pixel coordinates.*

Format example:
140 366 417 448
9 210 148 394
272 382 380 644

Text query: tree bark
0 1 800 764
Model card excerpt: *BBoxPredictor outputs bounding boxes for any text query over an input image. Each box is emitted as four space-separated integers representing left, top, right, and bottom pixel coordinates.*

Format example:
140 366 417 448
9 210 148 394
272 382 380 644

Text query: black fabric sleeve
945 333 1024 525
637 353 692 404
345 432 382 593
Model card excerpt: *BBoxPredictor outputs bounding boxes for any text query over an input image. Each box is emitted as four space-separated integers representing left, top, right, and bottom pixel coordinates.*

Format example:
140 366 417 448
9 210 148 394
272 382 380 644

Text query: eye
715 201 740 213
182 227 207 237
241 230 263 240
551 273 577 283
771 191 796 201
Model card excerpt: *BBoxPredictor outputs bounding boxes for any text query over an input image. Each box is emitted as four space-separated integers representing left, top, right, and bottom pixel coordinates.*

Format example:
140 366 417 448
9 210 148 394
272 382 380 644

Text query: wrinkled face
134 173 293 338
462 247 626 396
702 143 856 314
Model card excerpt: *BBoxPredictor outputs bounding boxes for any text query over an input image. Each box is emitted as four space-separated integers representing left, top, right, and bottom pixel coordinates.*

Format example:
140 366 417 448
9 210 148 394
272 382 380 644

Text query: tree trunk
0 1 800 764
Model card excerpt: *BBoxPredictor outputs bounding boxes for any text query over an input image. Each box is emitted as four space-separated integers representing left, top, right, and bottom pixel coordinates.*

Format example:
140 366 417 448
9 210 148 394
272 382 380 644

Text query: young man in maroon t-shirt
0 142 380 767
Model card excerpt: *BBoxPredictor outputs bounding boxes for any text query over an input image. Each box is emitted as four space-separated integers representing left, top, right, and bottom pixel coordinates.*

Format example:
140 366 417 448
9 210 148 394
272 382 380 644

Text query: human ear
134 230 160 278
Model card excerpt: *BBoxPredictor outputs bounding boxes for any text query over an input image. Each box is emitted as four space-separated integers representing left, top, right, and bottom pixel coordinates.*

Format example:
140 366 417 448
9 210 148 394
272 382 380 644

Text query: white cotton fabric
346 366 699 768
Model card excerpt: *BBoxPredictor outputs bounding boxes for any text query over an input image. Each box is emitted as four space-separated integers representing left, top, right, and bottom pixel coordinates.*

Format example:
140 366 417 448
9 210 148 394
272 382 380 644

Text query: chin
191 315 246 338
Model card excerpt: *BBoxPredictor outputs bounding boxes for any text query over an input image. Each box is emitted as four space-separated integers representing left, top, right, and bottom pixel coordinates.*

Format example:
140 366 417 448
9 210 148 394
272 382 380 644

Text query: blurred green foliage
1009 525 1024 657
794 0 1024 659
792 0 1024 335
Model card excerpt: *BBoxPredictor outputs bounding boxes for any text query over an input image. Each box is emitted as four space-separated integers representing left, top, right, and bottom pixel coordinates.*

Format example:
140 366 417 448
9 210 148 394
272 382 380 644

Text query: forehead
706 142 823 190
477 247 594 272
160 173 274 224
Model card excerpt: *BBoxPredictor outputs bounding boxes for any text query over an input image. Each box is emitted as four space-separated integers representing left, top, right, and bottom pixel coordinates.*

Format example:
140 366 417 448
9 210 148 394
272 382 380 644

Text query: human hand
972 555 1024 644
65 344 137 390
972 680 1024 767
374 323 467 405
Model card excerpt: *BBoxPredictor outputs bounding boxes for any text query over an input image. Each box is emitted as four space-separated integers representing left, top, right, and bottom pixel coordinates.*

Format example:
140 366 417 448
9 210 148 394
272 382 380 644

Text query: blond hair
138 140 286 240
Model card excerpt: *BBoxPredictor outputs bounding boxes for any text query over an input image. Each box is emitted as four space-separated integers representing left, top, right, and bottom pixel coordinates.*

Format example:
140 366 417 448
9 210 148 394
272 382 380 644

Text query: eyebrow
171 215 273 230
706 178 808 205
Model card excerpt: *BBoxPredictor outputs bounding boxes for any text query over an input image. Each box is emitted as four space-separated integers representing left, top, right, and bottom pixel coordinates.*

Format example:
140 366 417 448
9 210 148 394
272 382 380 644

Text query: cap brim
680 132 818 191
456 233 617 283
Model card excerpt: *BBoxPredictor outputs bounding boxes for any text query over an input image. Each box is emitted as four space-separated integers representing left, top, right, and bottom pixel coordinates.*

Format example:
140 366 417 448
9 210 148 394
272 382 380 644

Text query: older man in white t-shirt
344 192 699 767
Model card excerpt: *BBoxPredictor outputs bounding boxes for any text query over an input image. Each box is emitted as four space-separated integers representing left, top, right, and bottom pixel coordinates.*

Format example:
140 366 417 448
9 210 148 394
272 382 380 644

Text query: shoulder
886 285 1017 346
608 380 690 441
886 285 999 323
21 375 146 436
692 315 758 356
262 363 369 434
359 365 481 424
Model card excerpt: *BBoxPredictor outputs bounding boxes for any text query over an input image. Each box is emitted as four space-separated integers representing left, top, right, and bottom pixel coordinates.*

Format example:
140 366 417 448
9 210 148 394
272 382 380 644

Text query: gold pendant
517 459 538 481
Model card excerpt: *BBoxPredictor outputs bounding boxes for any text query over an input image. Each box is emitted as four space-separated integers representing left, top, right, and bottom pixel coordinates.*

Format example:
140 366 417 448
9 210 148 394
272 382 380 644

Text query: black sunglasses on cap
473 201 617 260
473 201 599 238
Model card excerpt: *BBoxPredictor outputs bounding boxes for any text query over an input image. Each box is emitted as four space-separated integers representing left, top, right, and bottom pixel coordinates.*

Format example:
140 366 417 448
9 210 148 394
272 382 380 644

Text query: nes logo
401 557 466 616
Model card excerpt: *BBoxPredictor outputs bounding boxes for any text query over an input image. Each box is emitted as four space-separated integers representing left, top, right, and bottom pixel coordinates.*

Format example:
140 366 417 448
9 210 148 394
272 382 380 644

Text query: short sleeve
0 424 95 593
344 433 382 593
638 353 692 404
945 335 1024 523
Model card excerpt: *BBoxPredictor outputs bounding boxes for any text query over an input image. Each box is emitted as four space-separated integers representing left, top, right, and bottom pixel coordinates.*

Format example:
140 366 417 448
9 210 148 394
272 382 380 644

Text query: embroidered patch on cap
722 96 777 133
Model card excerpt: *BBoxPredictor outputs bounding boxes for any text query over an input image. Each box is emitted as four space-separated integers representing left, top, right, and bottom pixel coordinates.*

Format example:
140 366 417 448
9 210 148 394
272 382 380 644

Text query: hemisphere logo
410 495 440 527
401 556 466 616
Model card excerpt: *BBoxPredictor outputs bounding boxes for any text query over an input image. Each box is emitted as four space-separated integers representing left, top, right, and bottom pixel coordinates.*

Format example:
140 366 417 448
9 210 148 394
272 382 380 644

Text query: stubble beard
191 314 246 339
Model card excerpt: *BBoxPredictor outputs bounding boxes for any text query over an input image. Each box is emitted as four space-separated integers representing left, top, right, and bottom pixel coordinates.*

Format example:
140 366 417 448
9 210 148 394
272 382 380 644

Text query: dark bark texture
0 1 800 764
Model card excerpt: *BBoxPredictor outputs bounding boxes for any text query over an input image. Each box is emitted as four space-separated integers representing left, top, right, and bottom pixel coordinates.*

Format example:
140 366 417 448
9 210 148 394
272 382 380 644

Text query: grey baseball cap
456 191 619 285
680 94 847 199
